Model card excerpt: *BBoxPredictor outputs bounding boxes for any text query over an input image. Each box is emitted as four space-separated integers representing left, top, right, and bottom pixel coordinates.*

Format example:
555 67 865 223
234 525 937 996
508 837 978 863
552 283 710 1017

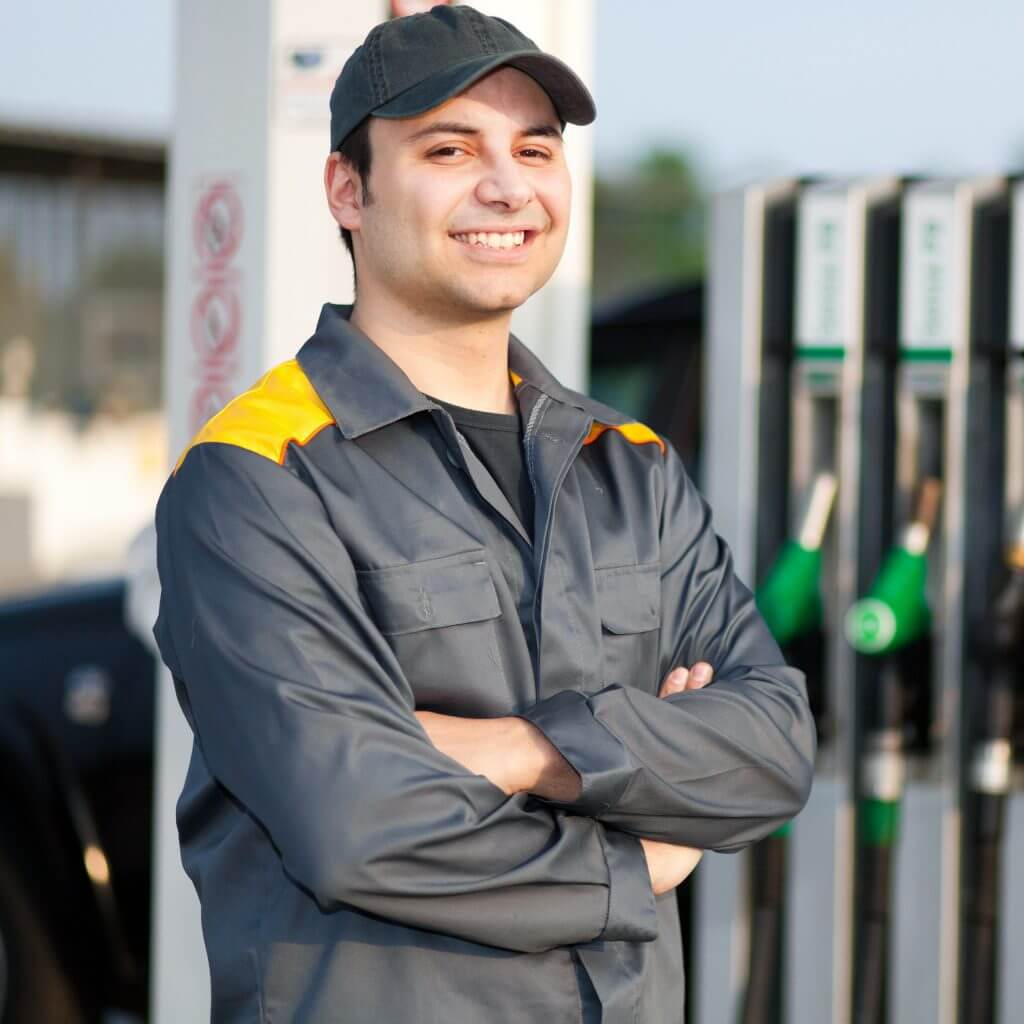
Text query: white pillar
153 3 384 1020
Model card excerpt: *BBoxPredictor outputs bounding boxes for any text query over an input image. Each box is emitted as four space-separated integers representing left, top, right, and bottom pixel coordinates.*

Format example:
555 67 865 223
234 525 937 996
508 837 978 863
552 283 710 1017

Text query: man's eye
429 146 465 158
518 148 551 160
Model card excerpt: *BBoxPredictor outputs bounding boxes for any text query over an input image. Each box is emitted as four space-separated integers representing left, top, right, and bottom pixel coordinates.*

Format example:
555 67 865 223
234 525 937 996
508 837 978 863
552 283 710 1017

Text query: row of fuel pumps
693 177 1024 1024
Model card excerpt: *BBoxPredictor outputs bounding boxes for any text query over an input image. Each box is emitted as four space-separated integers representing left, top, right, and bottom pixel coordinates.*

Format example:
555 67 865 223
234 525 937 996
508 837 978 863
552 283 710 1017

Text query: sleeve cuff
597 827 658 943
516 688 635 816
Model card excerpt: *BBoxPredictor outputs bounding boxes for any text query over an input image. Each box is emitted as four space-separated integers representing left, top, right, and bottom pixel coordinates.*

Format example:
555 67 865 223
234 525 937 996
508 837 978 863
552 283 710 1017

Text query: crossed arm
415 662 715 895
154 440 815 954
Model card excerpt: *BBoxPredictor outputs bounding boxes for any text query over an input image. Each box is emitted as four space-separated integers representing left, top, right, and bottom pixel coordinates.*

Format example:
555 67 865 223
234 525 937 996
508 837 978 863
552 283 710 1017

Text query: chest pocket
357 550 508 715
595 562 661 693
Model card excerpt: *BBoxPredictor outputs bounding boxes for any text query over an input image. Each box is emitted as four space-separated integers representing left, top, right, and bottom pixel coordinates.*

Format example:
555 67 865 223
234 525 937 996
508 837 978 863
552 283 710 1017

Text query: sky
0 0 1022 187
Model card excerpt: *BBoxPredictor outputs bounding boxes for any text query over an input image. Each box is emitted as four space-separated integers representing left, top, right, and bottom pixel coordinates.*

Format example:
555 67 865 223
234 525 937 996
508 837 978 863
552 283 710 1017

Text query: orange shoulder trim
173 359 335 474
583 420 666 455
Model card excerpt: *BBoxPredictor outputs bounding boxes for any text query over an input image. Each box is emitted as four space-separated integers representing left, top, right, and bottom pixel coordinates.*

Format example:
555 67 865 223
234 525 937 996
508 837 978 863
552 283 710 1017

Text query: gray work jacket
153 302 816 1024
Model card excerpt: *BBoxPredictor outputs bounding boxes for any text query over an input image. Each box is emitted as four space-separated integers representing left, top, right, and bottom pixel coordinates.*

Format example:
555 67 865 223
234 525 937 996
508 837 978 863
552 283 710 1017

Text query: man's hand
413 711 583 800
415 661 717 798
657 660 714 698
639 837 706 895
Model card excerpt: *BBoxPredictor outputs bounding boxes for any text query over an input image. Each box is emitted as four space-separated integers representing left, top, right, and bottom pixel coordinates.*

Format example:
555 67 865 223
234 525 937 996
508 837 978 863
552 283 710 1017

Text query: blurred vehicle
0 578 154 1023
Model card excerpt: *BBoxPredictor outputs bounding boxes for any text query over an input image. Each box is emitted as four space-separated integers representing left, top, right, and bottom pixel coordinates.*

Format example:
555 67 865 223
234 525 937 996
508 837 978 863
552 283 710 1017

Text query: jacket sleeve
153 441 657 954
517 438 817 852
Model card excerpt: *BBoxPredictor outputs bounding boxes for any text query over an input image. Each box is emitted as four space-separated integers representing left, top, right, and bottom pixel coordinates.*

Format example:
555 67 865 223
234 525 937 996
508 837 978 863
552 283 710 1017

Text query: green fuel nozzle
756 473 838 647
845 478 942 655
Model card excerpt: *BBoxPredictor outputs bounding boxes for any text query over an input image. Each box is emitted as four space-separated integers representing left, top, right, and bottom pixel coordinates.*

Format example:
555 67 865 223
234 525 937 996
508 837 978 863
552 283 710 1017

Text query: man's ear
324 153 362 233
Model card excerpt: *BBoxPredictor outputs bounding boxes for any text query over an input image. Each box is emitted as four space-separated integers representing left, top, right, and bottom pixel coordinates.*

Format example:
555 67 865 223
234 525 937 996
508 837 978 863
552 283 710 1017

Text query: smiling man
152 6 816 1023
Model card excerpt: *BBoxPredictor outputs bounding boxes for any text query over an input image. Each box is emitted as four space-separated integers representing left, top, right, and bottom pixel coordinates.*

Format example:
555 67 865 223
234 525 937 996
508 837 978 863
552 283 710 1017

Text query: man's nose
475 157 533 211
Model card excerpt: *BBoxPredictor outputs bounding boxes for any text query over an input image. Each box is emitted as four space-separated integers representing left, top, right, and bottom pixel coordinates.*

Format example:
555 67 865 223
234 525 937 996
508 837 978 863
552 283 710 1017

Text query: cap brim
372 50 596 127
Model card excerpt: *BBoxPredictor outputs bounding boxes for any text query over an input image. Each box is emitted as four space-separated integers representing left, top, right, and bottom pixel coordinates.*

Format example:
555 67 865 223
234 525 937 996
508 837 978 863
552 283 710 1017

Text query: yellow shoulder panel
173 359 335 474
583 420 666 455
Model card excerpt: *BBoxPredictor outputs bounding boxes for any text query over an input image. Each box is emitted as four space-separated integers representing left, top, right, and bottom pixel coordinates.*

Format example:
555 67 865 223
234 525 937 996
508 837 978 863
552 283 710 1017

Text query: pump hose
963 802 1002 1024
739 831 787 1024
853 651 907 1024
853 842 892 1024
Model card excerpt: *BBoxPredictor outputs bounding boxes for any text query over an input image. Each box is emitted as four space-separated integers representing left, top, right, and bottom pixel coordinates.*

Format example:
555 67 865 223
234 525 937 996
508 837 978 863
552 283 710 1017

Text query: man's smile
449 228 538 259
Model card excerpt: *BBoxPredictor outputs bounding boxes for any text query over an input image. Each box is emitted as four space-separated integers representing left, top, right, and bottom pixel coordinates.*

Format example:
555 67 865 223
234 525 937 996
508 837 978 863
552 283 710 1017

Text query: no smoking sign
190 284 241 363
193 180 244 268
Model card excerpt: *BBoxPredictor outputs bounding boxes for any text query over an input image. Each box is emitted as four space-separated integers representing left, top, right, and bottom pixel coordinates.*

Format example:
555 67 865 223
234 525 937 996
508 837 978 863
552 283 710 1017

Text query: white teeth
452 231 528 249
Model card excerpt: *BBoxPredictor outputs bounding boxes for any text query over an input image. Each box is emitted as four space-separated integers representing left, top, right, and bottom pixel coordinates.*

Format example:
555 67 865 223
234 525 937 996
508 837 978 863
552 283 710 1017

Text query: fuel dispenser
844 177 1007 1024
779 180 902 1024
701 179 902 1024
699 179 799 1024
958 178 1024 1024
993 177 1024 1023
704 176 1024 1024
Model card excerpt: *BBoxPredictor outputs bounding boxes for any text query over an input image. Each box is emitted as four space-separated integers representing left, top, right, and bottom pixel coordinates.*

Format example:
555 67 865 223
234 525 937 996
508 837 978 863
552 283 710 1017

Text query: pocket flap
358 551 500 636
595 562 660 634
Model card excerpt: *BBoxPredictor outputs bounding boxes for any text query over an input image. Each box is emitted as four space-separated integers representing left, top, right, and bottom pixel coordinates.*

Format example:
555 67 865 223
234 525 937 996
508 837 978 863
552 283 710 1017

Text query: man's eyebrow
520 123 564 140
405 120 564 143
405 121 479 143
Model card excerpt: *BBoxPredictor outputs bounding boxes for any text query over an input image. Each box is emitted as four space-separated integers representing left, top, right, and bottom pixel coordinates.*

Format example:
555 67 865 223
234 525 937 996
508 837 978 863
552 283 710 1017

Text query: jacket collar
297 303 627 440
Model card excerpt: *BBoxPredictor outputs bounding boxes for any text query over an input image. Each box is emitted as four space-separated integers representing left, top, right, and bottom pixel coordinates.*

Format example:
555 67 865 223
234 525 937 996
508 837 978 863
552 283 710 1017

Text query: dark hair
335 116 374 285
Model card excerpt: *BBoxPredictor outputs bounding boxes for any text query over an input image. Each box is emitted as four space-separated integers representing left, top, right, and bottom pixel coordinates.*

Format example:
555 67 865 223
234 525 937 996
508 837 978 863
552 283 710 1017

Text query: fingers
658 662 714 699
658 666 689 698
689 662 713 688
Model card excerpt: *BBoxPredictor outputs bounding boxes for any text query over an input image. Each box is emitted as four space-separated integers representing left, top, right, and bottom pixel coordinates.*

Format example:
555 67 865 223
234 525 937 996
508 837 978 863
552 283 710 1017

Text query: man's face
330 67 572 322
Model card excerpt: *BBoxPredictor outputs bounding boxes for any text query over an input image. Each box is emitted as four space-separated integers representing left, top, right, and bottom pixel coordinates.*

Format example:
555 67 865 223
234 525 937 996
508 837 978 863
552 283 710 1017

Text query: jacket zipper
523 393 593 695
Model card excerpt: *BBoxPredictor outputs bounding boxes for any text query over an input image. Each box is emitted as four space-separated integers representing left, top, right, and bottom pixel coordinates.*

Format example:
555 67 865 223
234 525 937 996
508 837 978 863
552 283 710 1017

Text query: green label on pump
900 187 957 358
795 188 848 358
846 597 897 652
846 547 930 654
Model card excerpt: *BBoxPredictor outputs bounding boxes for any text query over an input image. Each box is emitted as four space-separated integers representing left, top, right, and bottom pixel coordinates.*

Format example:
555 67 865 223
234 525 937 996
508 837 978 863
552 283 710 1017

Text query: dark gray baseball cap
329 4 596 151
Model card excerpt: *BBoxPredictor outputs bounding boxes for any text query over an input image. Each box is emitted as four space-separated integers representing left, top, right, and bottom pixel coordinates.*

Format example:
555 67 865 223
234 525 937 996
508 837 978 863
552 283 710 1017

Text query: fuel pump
699 179 799 1024
706 180 903 1024
996 177 1024 1021
707 175 1024 1024
958 177 1019 1024
844 177 1006 1024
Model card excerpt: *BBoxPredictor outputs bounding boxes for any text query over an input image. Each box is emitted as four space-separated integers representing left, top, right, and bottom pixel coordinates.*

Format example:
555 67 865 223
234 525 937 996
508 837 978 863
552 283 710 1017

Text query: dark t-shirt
426 393 534 542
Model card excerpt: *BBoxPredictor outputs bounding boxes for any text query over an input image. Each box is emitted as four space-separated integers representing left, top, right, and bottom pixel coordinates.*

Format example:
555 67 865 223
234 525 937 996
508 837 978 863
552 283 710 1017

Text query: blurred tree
592 145 706 307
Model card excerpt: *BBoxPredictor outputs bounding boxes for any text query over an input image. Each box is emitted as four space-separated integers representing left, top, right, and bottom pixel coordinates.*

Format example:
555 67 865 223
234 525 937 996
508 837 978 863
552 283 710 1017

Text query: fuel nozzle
845 478 942 655
756 472 838 646
971 509 1024 785
988 510 1024 659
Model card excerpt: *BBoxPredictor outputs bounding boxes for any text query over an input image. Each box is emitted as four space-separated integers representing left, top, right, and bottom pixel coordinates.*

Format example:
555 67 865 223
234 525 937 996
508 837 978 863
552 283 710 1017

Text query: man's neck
350 295 517 414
